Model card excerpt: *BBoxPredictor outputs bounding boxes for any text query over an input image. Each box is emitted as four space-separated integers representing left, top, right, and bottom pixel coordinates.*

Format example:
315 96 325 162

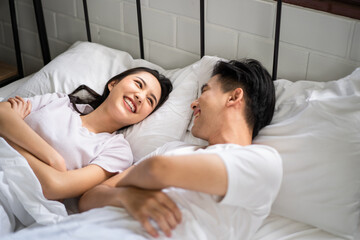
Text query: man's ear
226 88 244 107
107 80 117 91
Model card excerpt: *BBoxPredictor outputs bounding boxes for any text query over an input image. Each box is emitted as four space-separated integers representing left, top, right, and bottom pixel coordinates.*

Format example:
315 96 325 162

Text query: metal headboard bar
9 0 23 78
33 0 51 65
32 0 282 79
272 0 282 80
0 0 24 87
83 0 92 42
136 0 145 59
200 0 205 58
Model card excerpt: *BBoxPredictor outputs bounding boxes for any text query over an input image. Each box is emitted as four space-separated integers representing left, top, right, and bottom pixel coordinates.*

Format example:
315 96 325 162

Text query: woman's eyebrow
137 76 158 105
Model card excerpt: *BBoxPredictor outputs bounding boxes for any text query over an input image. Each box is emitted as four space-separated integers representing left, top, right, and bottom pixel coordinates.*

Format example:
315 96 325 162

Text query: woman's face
106 71 162 127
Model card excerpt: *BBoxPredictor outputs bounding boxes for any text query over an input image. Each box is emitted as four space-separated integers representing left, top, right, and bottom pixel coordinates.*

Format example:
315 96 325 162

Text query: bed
0 1 359 240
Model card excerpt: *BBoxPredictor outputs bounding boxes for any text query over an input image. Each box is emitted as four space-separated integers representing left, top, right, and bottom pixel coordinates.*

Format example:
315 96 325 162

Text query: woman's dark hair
212 59 275 139
69 67 172 123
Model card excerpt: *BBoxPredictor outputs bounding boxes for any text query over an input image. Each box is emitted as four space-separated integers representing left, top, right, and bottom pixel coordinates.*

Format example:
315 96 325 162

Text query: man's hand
79 170 182 238
118 187 182 238
8 96 32 119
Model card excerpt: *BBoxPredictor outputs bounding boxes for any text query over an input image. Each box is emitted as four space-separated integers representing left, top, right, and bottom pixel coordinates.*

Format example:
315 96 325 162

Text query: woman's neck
80 107 122 134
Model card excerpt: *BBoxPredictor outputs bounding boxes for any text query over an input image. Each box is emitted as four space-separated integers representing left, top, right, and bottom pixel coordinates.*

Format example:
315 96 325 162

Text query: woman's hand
8 96 32 119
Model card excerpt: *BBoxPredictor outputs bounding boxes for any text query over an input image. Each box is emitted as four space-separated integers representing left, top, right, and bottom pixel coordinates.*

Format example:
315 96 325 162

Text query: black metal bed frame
5 0 282 88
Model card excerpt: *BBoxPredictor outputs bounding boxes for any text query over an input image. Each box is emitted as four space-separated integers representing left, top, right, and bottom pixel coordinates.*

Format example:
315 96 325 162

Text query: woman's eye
136 81 143 88
148 98 154 106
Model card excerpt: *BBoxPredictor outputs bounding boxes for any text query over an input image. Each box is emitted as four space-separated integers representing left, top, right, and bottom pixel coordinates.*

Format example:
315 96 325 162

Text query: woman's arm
117 154 228 196
0 101 66 171
79 172 182 238
79 166 133 210
7 140 113 199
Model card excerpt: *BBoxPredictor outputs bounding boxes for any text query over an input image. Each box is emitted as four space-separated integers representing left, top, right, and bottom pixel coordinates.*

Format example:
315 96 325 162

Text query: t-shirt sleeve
24 92 67 112
90 134 133 173
217 145 282 212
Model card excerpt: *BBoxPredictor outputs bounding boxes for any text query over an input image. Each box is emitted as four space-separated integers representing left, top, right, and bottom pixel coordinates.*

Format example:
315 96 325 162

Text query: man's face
190 75 229 140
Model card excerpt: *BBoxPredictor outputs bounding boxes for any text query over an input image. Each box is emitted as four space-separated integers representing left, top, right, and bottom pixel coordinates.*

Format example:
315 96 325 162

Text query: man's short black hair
212 59 275 139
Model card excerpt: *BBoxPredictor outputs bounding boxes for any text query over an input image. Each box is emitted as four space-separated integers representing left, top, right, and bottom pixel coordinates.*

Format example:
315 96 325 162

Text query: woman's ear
226 88 244 107
107 80 117 92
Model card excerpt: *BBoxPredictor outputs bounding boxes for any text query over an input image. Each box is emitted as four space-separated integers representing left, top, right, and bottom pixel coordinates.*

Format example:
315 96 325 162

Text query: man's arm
117 154 228 196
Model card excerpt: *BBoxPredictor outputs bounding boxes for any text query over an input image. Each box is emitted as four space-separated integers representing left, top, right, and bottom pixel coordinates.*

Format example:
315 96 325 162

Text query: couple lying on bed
0 59 282 240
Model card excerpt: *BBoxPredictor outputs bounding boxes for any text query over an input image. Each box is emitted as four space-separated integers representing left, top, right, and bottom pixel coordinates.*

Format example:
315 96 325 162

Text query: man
78 59 282 240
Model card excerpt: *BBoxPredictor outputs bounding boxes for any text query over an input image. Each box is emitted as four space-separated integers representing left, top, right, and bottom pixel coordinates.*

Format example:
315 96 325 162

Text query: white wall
0 0 359 81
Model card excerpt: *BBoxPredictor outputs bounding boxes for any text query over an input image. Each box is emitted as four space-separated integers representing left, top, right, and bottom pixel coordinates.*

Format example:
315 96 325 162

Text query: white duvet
0 136 344 240
0 137 67 236
0 137 213 240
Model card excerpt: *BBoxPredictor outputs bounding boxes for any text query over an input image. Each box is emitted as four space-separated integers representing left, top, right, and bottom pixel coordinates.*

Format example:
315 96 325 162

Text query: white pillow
182 56 222 146
7 41 206 162
253 68 360 240
7 41 164 98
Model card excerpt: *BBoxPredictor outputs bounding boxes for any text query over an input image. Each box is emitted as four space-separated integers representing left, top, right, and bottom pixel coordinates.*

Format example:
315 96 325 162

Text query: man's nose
190 99 199 110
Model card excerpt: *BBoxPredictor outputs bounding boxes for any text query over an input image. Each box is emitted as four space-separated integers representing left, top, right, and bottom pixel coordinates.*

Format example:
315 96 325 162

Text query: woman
0 67 172 200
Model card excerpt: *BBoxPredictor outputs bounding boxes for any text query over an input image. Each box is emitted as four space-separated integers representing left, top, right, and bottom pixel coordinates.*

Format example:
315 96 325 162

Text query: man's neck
207 123 252 146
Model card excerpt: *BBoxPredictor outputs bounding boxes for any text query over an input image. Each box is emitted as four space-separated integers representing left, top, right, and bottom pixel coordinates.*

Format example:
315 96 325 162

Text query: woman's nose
135 93 144 104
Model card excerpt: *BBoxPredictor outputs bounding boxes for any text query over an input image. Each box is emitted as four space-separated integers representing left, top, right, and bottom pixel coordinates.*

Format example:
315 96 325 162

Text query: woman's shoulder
101 133 133 158
107 133 132 148
24 92 69 111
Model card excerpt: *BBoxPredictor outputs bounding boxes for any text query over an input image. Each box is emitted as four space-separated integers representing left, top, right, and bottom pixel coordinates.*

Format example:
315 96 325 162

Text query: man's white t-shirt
24 92 133 172
140 141 283 240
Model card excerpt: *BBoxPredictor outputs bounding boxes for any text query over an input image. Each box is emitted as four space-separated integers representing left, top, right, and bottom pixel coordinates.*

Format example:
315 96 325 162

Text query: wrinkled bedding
0 137 67 236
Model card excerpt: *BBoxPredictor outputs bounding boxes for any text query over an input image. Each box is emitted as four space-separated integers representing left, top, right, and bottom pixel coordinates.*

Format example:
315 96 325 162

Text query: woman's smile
124 97 136 113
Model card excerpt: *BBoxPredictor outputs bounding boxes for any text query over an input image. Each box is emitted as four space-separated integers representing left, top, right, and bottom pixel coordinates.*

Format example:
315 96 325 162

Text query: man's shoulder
161 141 201 155
208 143 281 165
137 141 200 163
207 143 277 152
163 141 196 149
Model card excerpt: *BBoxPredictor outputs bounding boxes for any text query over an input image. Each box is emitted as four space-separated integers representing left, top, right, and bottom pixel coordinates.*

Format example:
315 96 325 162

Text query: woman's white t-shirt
24 92 133 172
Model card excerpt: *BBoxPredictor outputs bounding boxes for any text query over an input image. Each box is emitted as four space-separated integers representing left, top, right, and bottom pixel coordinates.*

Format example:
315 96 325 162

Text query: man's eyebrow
137 76 158 105
201 83 208 93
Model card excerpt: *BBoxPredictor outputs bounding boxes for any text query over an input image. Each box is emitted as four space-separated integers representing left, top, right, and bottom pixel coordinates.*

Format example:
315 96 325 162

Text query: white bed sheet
0 137 67 236
1 204 344 240
253 213 344 240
